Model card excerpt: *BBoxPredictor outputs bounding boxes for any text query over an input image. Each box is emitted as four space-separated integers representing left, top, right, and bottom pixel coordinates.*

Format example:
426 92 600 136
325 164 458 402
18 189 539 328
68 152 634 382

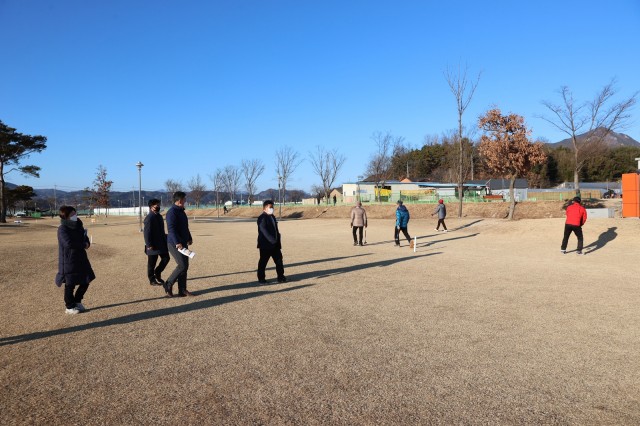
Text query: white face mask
70 214 78 222
266 208 274 215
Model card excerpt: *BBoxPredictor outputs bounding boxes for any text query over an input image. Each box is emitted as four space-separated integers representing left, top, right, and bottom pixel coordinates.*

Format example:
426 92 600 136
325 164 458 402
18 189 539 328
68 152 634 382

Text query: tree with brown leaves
478 109 547 220
92 165 113 216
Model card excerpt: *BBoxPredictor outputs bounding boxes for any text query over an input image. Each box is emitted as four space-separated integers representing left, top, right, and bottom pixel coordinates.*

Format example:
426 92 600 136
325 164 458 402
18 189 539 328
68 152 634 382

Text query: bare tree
187 174 207 208
222 165 243 204
209 168 224 215
478 109 547 220
308 146 346 205
365 131 404 203
241 159 265 205
539 79 637 196
164 179 183 195
275 146 302 204
444 64 481 217
310 184 324 205
289 189 304 204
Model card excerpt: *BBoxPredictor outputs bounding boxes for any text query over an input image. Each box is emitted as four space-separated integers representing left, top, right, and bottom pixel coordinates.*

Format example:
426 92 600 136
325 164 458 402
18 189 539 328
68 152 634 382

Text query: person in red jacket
561 196 588 255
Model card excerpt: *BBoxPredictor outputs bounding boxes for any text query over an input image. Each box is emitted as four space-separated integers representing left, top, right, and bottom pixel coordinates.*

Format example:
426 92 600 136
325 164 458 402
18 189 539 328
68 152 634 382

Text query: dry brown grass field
1 207 639 424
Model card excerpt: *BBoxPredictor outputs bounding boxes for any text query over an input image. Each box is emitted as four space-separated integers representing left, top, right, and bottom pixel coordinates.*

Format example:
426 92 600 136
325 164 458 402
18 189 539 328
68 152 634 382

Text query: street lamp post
136 161 144 232
357 175 363 202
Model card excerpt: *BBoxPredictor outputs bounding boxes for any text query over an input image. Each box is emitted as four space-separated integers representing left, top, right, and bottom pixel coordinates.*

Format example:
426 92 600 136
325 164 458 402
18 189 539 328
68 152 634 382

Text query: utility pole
136 162 144 232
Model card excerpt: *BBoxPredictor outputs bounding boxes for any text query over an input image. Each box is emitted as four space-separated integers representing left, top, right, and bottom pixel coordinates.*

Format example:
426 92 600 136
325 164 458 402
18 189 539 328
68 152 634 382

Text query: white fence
94 207 149 216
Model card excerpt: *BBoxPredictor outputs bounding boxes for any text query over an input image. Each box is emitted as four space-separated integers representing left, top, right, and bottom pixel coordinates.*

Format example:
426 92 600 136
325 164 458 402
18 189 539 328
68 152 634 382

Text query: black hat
396 200 403 205
573 196 581 203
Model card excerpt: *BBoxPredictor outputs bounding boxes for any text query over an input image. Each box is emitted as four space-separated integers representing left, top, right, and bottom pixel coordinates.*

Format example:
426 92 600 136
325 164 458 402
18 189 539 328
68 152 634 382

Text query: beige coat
350 206 368 227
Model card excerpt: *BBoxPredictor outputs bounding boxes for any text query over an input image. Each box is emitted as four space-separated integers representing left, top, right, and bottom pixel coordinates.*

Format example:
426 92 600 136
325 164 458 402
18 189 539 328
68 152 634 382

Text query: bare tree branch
444 64 481 217
275 146 302 204
539 79 637 196
187 174 207 208
308 146 346 205
241 159 265 205
222 165 243 204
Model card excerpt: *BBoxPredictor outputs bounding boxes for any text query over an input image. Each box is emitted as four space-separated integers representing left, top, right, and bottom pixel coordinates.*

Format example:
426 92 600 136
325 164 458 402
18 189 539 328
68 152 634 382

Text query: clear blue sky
2 0 639 194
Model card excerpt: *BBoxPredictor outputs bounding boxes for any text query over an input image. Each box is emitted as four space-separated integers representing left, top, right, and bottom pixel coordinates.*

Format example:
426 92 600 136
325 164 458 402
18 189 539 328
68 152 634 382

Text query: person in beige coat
350 201 368 246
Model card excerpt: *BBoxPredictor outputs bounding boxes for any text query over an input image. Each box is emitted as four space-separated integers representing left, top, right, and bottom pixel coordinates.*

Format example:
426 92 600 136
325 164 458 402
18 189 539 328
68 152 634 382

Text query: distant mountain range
548 128 640 149
3 182 309 209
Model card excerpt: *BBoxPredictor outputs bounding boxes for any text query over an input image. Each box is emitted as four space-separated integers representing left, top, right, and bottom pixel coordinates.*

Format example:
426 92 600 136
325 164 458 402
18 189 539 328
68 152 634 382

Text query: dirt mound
187 199 621 220
188 201 563 220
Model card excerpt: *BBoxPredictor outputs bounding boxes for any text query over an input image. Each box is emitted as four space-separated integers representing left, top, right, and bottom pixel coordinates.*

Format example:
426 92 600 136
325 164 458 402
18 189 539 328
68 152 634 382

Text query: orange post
621 173 640 218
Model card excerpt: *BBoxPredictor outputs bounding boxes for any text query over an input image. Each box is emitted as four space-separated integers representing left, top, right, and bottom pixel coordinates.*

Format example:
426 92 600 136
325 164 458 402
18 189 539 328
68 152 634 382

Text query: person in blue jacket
165 191 194 297
394 200 413 248
55 205 95 314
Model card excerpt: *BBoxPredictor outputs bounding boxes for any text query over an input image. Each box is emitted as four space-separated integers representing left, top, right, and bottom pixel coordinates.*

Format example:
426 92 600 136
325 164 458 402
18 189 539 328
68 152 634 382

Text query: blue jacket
55 219 95 287
166 204 192 247
395 205 410 227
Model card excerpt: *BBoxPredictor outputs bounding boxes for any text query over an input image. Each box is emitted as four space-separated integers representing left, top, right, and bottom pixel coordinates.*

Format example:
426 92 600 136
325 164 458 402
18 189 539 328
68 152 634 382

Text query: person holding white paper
165 191 194 297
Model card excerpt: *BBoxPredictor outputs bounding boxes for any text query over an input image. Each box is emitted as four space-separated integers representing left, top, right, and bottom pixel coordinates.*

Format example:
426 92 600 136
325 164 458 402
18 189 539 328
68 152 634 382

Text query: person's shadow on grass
584 227 617 254
0 284 313 347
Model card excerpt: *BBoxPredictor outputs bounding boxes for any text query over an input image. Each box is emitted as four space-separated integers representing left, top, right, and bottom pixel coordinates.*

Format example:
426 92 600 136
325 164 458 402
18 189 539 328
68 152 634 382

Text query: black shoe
179 290 195 297
353 242 358 246
154 276 165 285
277 276 287 283
359 242 364 246
258 279 268 284
163 282 174 297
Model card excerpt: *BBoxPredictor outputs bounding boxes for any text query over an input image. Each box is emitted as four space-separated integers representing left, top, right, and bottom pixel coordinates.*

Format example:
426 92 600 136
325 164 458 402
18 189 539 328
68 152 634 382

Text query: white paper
178 247 196 258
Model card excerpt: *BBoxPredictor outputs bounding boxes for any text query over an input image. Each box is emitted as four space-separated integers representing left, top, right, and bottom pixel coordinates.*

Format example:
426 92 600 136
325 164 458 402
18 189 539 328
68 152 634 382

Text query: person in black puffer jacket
143 198 169 285
55 205 95 314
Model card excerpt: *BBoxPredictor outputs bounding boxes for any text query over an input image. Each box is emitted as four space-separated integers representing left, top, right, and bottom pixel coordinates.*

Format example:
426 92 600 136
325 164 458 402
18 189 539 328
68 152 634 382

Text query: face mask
70 214 78 222
266 208 274 215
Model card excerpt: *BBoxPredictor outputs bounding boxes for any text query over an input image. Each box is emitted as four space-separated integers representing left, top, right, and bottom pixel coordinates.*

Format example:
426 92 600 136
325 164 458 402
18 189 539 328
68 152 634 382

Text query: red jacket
565 202 587 226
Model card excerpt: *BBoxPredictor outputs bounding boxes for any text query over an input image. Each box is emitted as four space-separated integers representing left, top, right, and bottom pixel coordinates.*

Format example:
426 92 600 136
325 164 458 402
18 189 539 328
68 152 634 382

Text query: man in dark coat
165 191 194 297
55 205 95 314
143 198 170 285
257 199 286 284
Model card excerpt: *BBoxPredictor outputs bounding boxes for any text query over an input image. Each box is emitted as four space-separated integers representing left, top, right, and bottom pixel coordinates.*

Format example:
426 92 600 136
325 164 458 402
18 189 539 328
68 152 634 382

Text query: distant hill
548 128 640 149
4 184 309 209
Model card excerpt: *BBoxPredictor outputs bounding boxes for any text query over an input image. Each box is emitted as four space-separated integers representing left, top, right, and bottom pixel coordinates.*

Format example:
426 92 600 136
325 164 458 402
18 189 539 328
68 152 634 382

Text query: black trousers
436 219 447 230
167 244 189 292
64 282 89 309
394 226 411 245
561 224 583 251
147 253 170 282
352 226 364 243
257 247 285 281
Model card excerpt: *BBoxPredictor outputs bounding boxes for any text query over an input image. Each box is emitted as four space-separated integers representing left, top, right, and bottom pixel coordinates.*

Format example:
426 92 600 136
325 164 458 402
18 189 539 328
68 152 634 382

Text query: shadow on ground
189 253 373 281
0 285 312 347
584 227 618 254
